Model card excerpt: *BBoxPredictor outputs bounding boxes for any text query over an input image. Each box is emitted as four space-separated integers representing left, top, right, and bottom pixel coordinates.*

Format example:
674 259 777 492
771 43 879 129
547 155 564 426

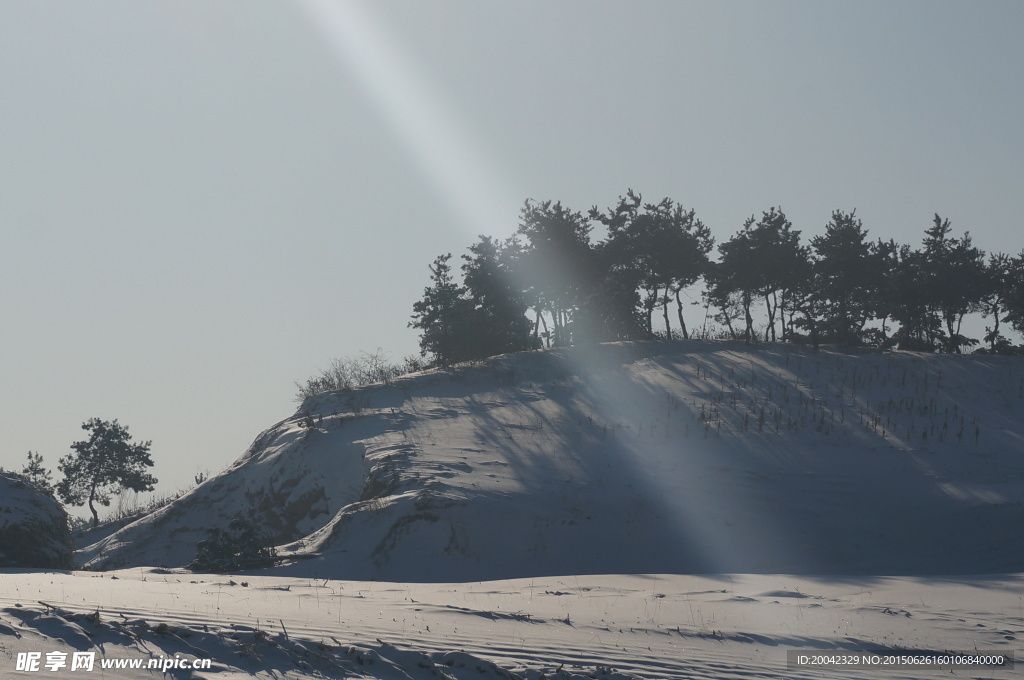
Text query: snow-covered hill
0 473 72 570
7 341 1024 679
80 341 1024 579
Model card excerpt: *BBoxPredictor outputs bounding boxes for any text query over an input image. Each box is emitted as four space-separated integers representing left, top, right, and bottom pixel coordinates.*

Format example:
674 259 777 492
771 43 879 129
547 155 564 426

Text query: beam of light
296 0 518 238
296 0 797 576
564 343 804 573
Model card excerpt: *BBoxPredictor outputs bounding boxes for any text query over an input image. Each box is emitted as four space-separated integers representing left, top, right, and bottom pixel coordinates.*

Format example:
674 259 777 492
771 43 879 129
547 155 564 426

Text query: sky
1 0 1022 512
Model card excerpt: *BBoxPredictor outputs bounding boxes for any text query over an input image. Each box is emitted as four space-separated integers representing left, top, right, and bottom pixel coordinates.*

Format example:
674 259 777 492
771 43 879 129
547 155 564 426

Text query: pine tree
56 418 157 527
888 243 940 351
592 191 713 340
461 235 536 357
516 199 597 346
717 207 808 342
980 252 1017 353
922 215 987 353
1002 252 1024 341
409 254 475 365
809 210 889 346
702 260 746 340
20 451 53 492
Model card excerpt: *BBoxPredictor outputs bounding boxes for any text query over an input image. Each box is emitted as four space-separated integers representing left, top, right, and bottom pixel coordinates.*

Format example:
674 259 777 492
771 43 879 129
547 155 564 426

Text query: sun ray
295 0 794 576
297 0 517 238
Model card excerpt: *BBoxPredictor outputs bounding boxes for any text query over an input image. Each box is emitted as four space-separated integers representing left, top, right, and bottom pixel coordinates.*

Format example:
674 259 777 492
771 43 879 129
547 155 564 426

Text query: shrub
295 349 426 401
189 516 278 573
20 452 53 492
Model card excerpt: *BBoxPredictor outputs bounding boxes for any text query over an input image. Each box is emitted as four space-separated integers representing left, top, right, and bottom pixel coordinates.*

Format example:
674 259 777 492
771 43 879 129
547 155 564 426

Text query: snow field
1 569 1020 679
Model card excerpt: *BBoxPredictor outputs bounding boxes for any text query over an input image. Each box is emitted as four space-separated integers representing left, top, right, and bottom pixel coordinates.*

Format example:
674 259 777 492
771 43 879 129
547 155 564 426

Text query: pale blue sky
1 1 1022 507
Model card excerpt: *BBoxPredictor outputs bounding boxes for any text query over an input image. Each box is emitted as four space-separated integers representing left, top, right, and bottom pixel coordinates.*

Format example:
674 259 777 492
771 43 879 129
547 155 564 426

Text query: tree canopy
410 190 1024 365
56 418 157 527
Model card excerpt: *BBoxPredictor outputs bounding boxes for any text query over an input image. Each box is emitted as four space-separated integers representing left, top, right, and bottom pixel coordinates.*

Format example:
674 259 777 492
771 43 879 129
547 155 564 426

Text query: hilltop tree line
411 191 1024 365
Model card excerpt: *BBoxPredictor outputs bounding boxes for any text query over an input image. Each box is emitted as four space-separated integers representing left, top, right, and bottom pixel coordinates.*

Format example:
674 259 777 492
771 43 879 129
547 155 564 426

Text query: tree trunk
719 303 738 340
742 291 754 342
803 300 819 350
838 298 850 345
675 288 689 340
88 485 99 528
945 312 957 353
778 291 788 341
764 292 776 342
954 313 966 353
990 300 1001 351
644 290 656 336
662 288 673 340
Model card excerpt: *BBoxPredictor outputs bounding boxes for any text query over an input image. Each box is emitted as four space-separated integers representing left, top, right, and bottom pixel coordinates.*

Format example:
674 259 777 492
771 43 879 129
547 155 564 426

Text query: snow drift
79 341 1024 579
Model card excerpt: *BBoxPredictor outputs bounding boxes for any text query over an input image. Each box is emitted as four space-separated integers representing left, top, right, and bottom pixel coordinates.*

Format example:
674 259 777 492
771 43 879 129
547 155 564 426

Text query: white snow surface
3 341 1024 678
0 569 1020 679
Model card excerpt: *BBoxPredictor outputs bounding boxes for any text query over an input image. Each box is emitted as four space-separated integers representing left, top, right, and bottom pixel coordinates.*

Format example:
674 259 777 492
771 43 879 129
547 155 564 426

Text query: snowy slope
78 341 1024 580
0 473 72 569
